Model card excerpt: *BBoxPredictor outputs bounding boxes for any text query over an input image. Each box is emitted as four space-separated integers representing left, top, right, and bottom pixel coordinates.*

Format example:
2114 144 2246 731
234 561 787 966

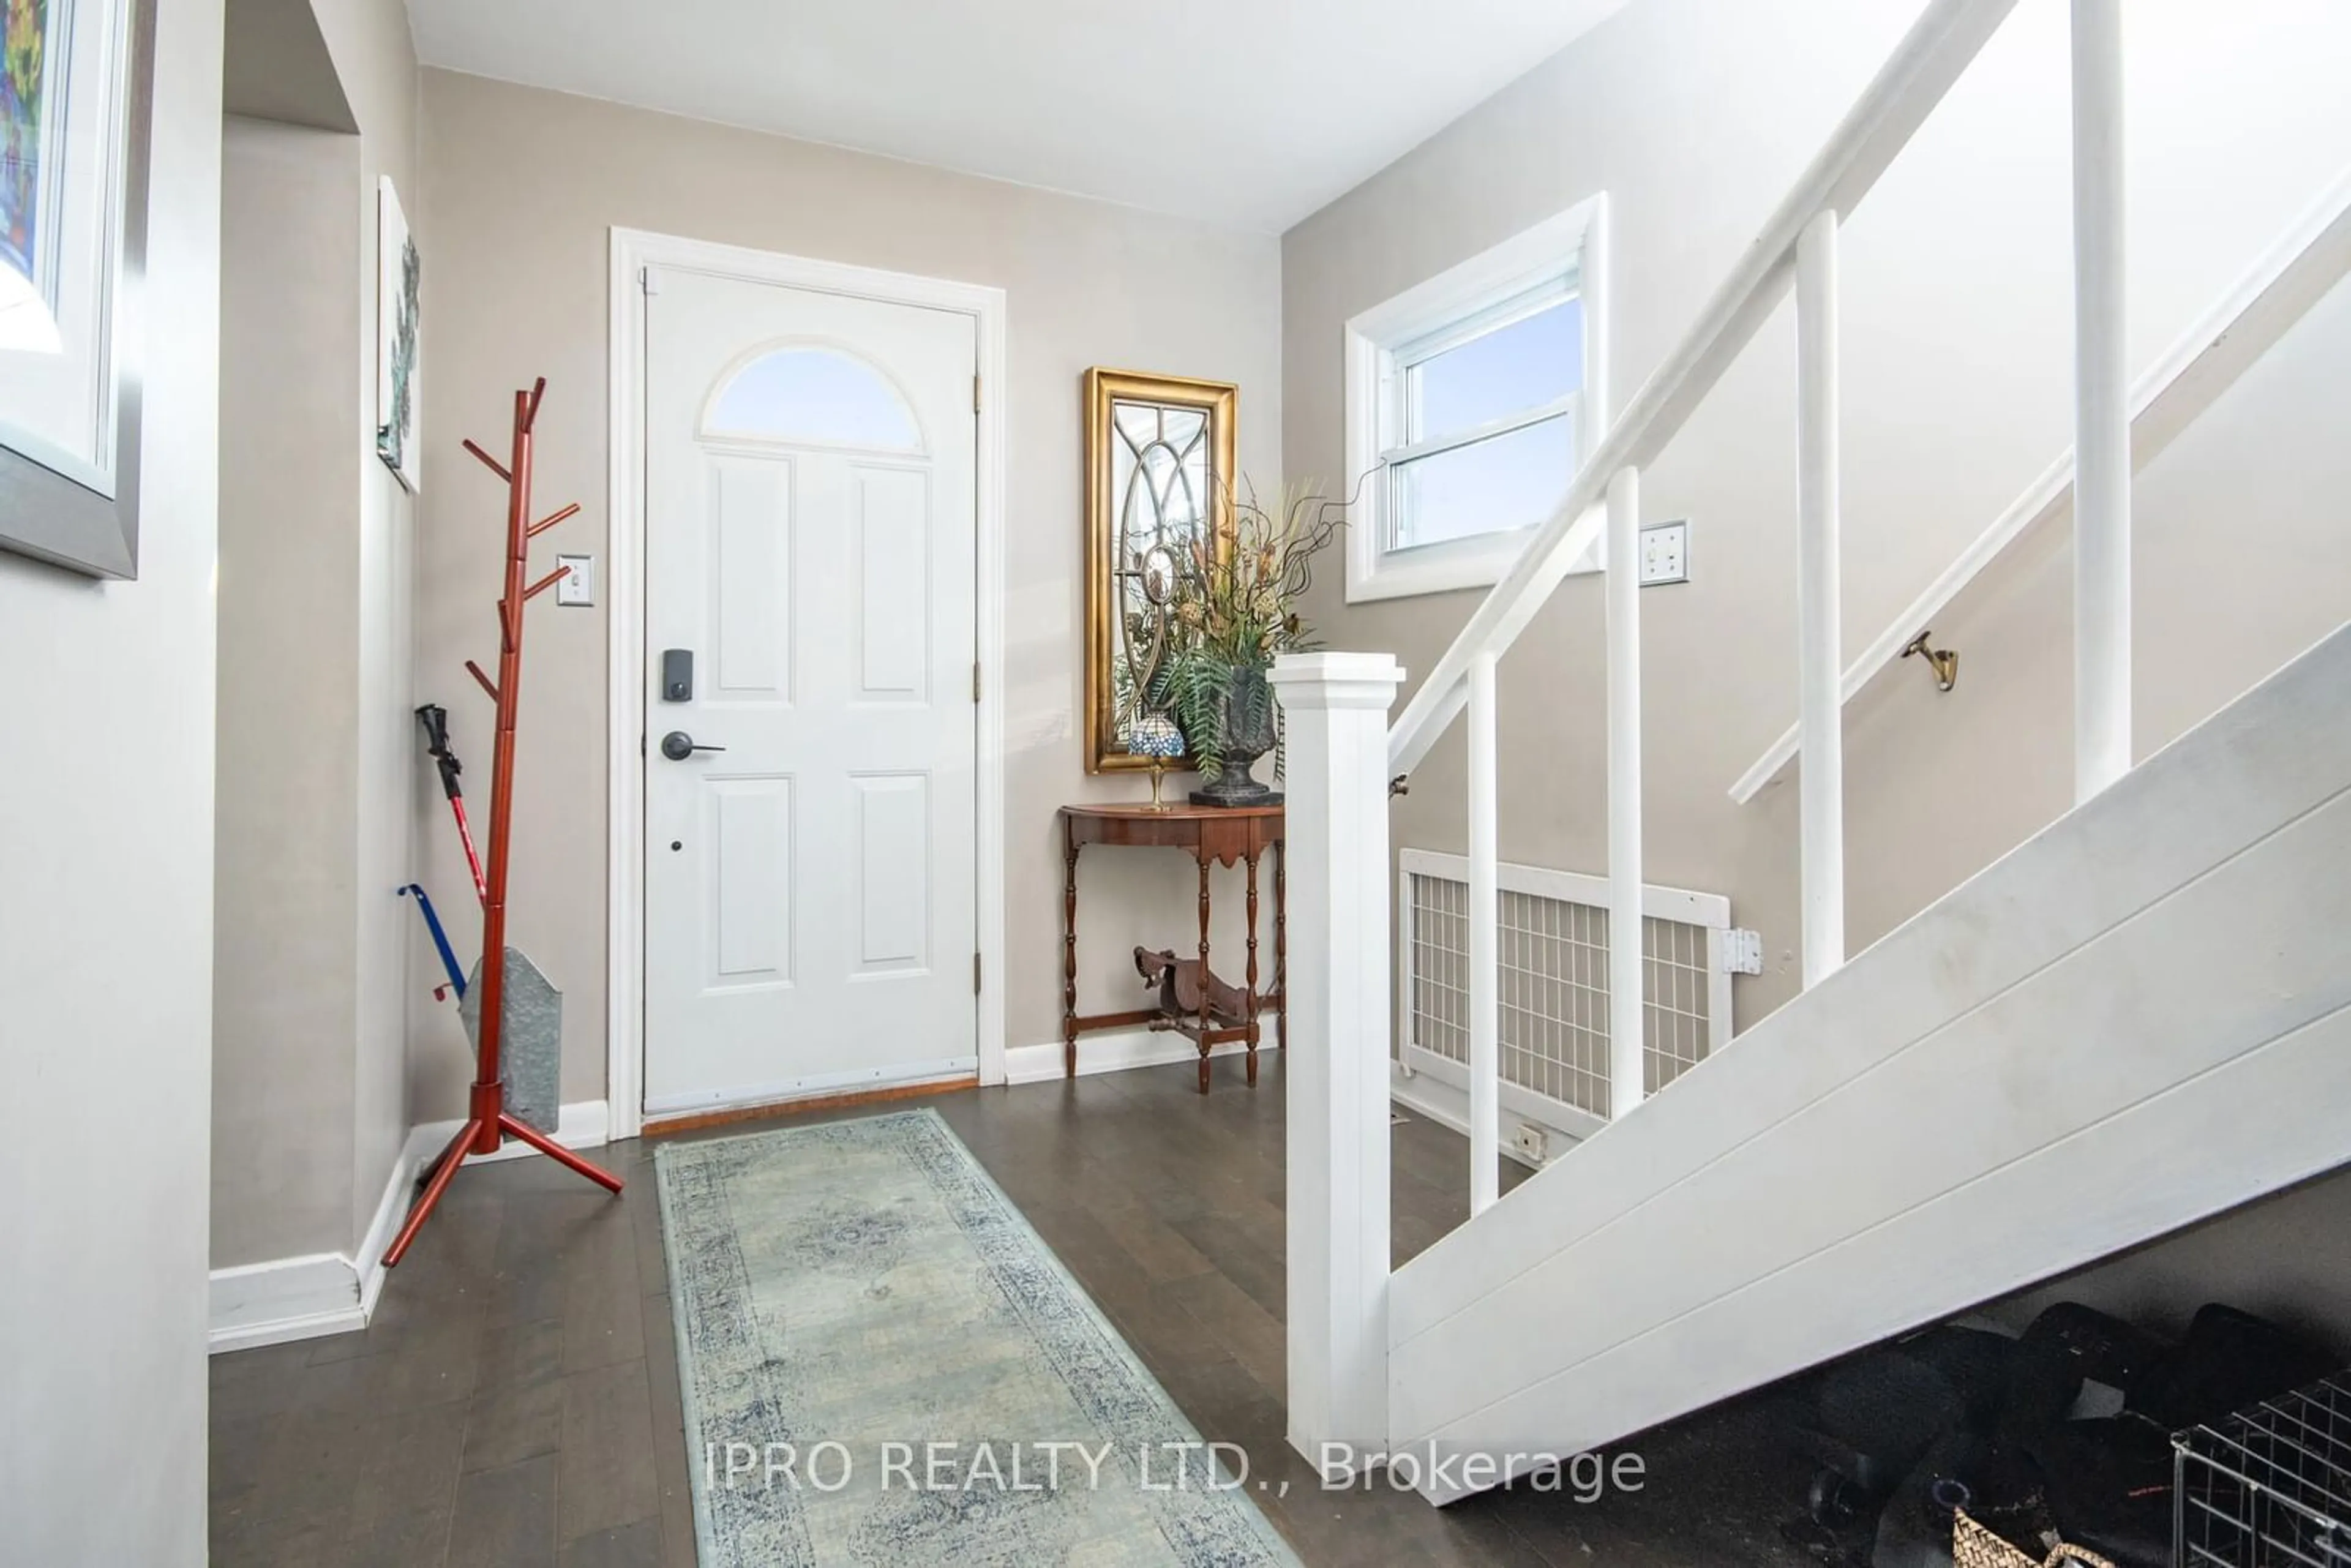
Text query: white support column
2071 0 2131 802
1605 466 1646 1119
1267 650 1406 1477
1796 209 1847 989
1466 652 1499 1214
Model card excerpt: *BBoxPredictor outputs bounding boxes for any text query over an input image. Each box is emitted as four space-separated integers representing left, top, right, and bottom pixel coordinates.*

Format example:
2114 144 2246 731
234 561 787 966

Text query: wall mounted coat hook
1901 629 1959 692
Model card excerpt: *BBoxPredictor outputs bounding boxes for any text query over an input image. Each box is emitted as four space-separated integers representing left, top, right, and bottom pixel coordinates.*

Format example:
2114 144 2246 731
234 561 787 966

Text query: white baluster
1267 650 1406 1477
2072 0 2131 801
1467 652 1499 1214
1797 209 1847 989
1605 466 1646 1117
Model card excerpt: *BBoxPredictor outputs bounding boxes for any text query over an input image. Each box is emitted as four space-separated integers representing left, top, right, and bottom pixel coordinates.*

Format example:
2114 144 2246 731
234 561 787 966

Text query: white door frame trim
606 227 1010 1141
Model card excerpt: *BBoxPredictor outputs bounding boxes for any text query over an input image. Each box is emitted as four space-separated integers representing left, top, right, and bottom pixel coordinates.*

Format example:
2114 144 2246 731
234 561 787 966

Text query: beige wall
1831 267 2351 955
0 0 223 1556
308 0 425 1265
411 70 1284 1113
214 116 366 1267
207 0 419 1277
225 0 357 132
1282 0 2351 1026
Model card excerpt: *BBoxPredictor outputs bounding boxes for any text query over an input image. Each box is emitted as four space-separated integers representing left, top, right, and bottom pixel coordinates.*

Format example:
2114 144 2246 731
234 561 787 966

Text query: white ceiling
405 0 1635 233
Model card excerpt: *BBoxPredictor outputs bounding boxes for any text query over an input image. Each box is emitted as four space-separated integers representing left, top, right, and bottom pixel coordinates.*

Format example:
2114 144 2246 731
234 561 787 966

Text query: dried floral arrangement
1156 483 1348 801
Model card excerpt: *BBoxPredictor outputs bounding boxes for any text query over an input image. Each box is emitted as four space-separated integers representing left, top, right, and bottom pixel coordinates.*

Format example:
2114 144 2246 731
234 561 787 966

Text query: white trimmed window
1343 195 1608 602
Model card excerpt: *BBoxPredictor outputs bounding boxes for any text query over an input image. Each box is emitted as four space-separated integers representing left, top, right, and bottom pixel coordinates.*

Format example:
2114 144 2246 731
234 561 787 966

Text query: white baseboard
1002 1029 1268 1087
209 1098 612 1355
352 1120 445 1325
208 1253 369 1354
407 1097 611 1165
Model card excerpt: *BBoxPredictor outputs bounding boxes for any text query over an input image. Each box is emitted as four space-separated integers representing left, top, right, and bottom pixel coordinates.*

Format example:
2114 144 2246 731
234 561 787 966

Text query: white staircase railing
1272 0 2141 1478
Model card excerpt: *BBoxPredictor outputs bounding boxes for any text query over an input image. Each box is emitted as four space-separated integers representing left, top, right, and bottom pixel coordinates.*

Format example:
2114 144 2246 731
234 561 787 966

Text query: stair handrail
1387 0 2024 781
1727 162 2351 804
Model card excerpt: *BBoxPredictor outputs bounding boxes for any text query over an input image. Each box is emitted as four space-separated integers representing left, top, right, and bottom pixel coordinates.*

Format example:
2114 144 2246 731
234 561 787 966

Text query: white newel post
1268 650 1406 1477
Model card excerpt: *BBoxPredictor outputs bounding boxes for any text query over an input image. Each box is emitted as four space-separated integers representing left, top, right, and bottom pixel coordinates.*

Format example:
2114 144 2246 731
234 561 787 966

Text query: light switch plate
1639 520 1689 586
556 553 594 606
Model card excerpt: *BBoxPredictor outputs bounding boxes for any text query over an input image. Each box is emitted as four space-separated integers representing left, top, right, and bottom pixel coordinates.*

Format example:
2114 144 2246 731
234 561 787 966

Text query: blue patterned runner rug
658 1109 1302 1566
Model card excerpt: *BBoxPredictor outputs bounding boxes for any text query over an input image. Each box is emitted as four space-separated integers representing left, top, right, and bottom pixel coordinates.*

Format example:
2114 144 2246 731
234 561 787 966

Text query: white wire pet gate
1397 848 1735 1141
2175 1368 2351 1566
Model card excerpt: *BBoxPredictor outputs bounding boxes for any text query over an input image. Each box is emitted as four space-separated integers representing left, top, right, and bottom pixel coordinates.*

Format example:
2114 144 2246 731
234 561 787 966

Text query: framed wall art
375 174 419 492
0 0 156 578
1082 367 1237 774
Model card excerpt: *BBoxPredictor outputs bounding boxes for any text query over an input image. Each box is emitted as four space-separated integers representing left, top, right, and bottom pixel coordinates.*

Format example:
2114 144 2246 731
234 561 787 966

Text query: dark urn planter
1188 663 1282 807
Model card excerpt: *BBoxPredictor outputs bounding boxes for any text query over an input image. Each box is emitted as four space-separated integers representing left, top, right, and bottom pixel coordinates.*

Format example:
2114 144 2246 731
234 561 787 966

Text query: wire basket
1953 1508 2116 1568
2175 1368 2351 1565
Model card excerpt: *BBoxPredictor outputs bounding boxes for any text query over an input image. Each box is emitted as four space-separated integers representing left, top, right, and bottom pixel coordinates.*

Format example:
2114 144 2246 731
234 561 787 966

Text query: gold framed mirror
1083 368 1238 774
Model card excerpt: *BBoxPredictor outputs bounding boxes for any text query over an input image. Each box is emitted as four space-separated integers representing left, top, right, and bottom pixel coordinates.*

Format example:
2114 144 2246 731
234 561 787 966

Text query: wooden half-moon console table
1059 802 1285 1093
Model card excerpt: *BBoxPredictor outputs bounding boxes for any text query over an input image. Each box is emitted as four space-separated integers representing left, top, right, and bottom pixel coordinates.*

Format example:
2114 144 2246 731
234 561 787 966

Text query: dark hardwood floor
209 1057 1815 1566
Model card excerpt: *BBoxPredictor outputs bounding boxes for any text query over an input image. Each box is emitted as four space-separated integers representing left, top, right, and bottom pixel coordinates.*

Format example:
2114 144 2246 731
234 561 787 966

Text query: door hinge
973 952 982 994
972 373 981 414
972 661 981 703
640 266 658 296
1720 928 1764 976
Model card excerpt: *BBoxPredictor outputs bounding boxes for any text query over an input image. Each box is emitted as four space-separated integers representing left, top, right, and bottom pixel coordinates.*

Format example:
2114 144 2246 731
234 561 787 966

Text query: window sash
1374 272 1584 561
1341 192 1607 603
1391 271 1580 375
1379 389 1580 471
1384 403 1580 554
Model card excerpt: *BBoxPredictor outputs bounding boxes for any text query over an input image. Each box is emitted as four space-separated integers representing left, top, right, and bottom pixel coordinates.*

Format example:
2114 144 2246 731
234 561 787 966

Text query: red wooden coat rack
385 378 623 1269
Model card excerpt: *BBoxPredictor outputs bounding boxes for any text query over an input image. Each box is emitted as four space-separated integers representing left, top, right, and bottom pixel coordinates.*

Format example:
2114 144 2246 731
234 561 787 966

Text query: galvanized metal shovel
459 945 562 1137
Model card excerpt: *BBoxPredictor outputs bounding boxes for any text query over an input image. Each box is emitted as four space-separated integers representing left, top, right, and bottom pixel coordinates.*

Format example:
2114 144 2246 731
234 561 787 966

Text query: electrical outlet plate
556 553 594 607
1638 520 1689 586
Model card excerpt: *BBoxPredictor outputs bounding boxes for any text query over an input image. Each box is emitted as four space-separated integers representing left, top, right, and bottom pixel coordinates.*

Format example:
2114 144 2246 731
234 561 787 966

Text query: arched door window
703 345 923 451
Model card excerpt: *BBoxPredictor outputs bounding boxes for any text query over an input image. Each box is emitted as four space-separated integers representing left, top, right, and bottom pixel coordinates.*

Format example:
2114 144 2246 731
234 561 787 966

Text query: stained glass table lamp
1130 712 1185 809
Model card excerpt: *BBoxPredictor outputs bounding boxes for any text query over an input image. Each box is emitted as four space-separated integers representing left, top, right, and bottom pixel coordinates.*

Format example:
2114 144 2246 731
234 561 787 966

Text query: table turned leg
1062 827 1080 1079
1275 839 1288 1051
1196 852 1213 1094
1245 847 1262 1087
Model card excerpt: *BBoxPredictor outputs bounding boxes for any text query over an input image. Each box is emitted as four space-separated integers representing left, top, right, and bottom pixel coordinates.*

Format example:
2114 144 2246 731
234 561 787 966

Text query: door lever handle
659 730 726 761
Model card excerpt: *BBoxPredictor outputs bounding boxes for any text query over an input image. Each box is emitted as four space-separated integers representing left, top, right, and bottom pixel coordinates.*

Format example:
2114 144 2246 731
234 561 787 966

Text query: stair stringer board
1386 621 2351 1502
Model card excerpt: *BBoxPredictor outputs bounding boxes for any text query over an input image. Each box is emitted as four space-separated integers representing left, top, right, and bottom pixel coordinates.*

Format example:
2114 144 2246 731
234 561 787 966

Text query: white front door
642 267 978 1116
